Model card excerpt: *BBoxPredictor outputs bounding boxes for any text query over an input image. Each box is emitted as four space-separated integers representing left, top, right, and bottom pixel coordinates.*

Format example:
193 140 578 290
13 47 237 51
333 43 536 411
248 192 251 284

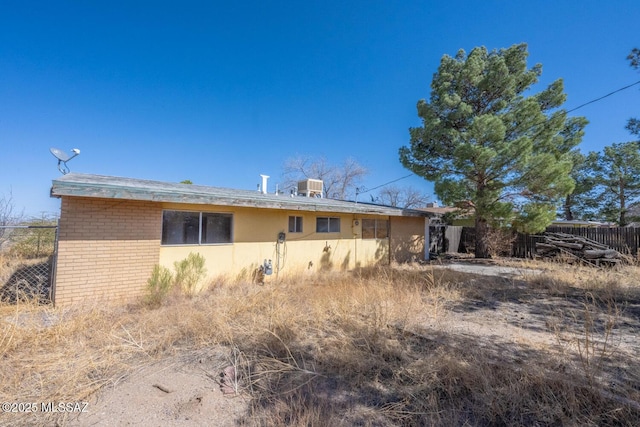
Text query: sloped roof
51 173 431 217
417 206 460 216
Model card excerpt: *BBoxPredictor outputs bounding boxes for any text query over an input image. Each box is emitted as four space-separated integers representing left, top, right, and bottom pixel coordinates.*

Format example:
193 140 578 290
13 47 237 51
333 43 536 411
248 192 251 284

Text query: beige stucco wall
158 204 392 284
390 216 426 263
54 197 161 305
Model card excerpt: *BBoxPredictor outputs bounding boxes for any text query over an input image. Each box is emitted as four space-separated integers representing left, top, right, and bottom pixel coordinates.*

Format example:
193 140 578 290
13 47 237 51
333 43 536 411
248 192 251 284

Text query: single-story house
50 173 434 305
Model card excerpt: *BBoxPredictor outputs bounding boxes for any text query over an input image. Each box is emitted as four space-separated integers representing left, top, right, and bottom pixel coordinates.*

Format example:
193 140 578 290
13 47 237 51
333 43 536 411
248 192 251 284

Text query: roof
50 173 431 218
417 206 460 216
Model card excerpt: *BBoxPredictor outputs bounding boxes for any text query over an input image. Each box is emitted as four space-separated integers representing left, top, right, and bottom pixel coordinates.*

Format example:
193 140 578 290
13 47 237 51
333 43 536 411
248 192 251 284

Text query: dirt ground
60 262 640 426
66 348 247 427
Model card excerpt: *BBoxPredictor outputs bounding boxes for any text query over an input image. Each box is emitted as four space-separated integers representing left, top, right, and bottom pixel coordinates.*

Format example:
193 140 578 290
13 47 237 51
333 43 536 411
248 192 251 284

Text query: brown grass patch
1 262 639 425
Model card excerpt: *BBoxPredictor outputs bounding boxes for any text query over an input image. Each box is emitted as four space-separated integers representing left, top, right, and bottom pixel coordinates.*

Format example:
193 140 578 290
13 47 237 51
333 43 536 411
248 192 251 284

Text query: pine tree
400 43 587 258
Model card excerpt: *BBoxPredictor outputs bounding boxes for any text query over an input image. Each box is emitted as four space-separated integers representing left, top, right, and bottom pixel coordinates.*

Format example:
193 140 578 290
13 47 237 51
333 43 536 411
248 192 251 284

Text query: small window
316 217 340 233
362 219 388 239
288 216 303 233
162 210 233 245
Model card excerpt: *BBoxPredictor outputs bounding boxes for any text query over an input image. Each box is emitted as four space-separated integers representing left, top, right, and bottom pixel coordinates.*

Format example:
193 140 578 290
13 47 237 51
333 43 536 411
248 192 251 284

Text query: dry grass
1 260 639 426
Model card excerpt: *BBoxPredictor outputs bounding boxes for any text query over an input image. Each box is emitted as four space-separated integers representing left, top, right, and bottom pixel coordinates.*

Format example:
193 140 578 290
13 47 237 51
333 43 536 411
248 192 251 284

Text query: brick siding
53 197 161 305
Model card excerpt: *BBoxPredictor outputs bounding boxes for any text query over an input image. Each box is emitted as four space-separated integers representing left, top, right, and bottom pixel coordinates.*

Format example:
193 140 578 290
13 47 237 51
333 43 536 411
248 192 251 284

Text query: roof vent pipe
260 174 269 195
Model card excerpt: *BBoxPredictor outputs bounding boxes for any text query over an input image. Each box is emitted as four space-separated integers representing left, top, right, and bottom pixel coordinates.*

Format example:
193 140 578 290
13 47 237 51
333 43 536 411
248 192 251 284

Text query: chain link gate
0 224 58 303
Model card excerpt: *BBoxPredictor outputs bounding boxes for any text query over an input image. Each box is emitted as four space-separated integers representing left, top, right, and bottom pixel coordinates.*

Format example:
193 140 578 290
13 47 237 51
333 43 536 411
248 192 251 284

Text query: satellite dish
50 147 80 174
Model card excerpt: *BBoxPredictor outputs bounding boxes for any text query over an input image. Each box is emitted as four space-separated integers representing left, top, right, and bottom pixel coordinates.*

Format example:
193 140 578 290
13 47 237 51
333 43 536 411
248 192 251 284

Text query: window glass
316 217 340 233
316 217 329 233
288 216 303 233
202 213 232 243
362 219 375 239
161 211 232 245
361 219 388 239
162 211 200 245
376 220 389 239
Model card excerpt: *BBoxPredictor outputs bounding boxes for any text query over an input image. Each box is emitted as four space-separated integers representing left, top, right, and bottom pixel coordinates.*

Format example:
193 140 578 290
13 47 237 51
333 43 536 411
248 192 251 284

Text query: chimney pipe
260 174 269 195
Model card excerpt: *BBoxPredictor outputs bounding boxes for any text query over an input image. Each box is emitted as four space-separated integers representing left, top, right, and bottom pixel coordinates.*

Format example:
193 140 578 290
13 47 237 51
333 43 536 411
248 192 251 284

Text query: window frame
316 216 341 233
161 210 233 246
288 216 303 233
361 218 389 240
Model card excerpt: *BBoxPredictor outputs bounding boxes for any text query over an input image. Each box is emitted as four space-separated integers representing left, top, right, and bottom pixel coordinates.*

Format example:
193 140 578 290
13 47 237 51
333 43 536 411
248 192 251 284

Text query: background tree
399 43 587 257
281 155 367 200
8 213 57 258
562 150 599 221
589 141 640 226
0 191 23 250
376 185 430 209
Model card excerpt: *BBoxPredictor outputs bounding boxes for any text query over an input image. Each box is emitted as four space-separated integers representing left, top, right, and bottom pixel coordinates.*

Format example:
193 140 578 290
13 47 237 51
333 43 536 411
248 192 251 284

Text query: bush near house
145 253 208 306
173 252 207 296
145 265 174 308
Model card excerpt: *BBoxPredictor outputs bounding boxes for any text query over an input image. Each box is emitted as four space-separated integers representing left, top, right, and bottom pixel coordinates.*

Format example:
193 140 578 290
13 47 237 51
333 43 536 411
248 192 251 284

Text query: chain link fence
0 225 58 303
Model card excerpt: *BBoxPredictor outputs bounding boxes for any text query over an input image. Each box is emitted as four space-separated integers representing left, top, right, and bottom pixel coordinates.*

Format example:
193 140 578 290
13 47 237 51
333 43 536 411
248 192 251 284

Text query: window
362 219 389 239
202 213 233 243
162 210 232 245
316 217 340 233
288 216 303 233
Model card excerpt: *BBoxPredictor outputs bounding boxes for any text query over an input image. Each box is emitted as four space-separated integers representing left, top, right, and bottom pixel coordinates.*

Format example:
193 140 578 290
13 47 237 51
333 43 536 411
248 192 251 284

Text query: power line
356 174 414 195
357 81 640 199
567 79 640 113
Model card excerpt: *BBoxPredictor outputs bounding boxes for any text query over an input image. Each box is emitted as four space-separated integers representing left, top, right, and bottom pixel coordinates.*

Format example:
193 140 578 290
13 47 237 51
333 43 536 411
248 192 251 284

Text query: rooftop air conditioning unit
297 179 324 198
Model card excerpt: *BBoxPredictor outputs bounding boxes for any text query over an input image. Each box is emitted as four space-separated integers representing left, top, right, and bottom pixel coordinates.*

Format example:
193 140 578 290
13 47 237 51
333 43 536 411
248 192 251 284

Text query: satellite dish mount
50 147 80 175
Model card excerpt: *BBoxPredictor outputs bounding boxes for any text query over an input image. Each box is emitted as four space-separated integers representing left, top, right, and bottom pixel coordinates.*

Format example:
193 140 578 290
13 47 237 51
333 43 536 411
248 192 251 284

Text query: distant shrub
174 252 207 296
145 265 174 308
8 222 56 259
485 226 516 258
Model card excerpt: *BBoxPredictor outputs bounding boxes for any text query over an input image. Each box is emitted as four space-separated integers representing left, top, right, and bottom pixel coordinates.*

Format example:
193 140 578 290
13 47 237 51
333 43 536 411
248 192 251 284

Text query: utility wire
357 174 414 195
567 79 640 113
357 81 640 198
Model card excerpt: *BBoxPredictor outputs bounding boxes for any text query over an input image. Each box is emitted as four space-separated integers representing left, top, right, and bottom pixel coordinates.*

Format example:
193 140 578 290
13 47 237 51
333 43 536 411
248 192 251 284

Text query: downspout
424 217 430 261
388 216 392 266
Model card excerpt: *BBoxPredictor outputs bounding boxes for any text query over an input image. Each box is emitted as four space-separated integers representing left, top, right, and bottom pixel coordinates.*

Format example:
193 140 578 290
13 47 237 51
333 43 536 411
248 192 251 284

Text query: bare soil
68 349 247 427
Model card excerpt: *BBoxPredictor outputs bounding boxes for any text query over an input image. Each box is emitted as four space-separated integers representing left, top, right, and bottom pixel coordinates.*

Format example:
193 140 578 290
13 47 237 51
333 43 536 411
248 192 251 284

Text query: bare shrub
144 265 174 308
485 226 516 258
173 252 207 296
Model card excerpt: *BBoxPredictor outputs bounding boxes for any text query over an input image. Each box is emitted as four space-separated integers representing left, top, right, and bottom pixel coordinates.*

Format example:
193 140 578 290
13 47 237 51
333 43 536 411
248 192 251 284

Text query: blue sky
1 1 639 216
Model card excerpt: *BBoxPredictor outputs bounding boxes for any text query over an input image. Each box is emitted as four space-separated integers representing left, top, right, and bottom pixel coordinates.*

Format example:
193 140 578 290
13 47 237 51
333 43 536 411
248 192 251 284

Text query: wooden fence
512 226 640 259
456 226 640 258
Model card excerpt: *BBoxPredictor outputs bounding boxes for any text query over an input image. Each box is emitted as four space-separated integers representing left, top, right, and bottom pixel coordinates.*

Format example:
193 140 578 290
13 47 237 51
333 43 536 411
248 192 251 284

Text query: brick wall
53 197 162 305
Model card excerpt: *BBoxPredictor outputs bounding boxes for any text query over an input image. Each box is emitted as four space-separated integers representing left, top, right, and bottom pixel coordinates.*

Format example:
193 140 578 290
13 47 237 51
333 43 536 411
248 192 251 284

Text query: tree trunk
619 180 627 226
564 194 574 221
475 216 490 258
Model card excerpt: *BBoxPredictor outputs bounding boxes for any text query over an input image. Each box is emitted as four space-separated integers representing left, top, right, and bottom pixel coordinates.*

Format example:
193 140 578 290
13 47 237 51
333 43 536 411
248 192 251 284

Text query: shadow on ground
1 257 52 303
232 269 640 426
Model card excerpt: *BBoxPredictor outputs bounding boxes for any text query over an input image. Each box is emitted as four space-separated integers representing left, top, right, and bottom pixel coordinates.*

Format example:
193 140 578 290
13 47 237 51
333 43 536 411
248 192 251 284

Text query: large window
316 217 340 233
162 210 233 245
362 219 389 239
288 216 303 233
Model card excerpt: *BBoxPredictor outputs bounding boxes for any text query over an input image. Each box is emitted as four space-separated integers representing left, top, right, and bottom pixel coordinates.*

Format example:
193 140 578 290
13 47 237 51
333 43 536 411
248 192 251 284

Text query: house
50 173 433 305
